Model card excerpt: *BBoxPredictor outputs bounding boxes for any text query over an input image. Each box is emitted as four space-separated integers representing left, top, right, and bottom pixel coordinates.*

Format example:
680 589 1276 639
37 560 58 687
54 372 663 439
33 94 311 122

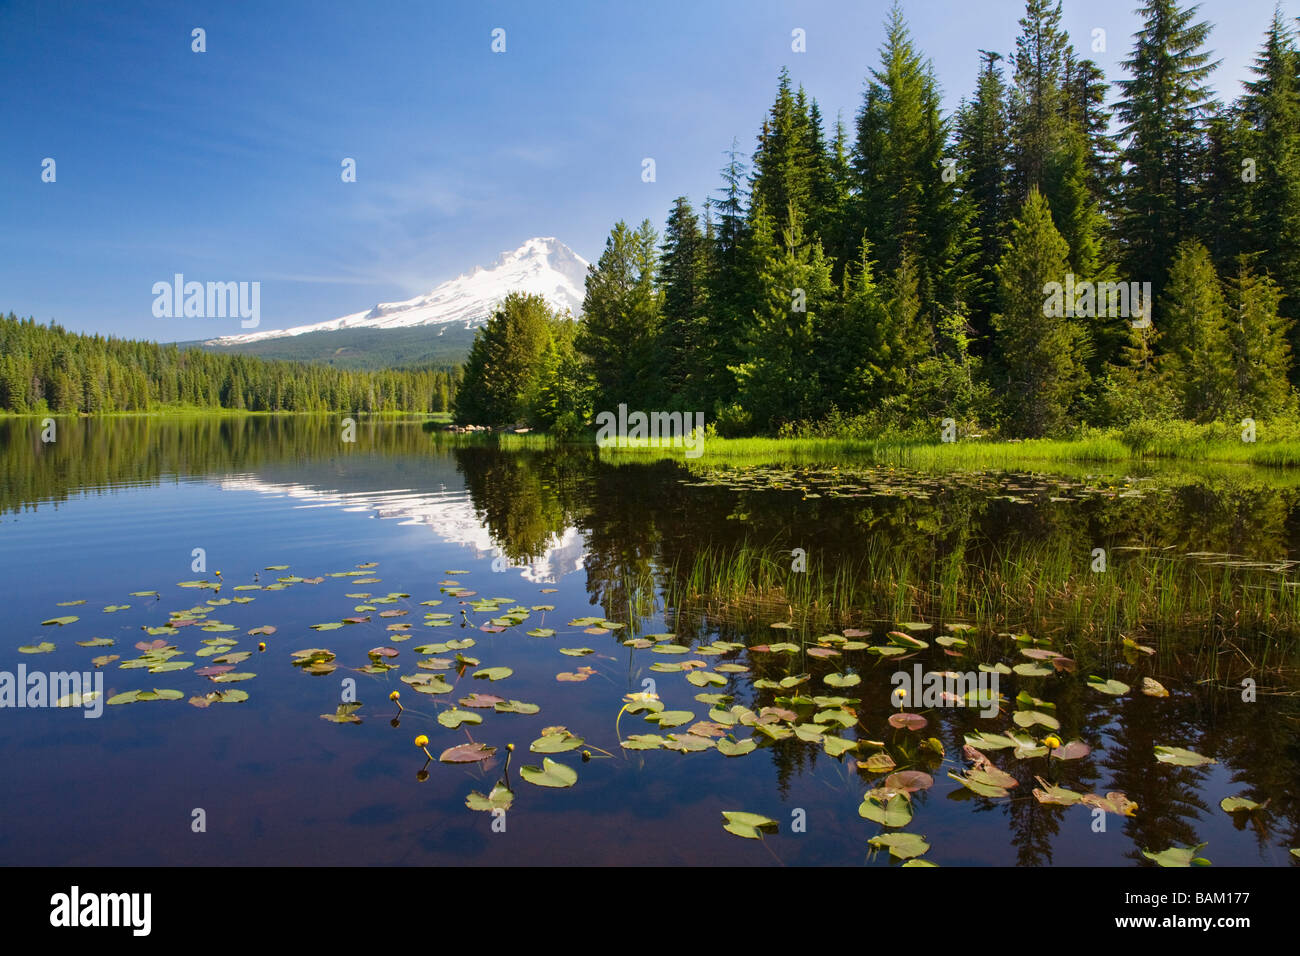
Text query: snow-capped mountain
205 237 589 347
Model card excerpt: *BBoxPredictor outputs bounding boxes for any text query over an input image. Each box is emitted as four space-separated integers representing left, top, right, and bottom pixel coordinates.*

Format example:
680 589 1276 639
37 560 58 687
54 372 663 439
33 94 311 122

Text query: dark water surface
0 417 1296 866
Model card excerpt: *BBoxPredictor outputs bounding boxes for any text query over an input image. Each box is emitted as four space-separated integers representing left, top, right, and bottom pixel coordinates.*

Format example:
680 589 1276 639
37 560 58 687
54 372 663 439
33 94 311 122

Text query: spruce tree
1158 239 1233 421
1224 263 1294 417
658 196 710 405
957 51 1012 351
704 142 752 410
576 220 664 411
1115 0 1219 301
991 188 1091 436
731 203 834 431
1238 10 1300 346
851 2 965 329
452 292 555 426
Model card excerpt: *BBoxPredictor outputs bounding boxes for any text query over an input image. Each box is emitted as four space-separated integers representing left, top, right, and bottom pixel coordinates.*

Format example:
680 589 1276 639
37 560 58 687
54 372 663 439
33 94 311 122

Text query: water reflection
1 416 1296 865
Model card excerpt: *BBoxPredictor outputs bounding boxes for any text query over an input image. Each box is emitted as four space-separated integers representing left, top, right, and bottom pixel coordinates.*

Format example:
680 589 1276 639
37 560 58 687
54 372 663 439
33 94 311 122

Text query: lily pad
859 792 913 827
1220 796 1265 814
648 710 694 728
437 708 482 728
494 699 540 715
721 811 777 840
1087 675 1130 696
823 672 861 688
1142 843 1211 867
868 832 930 860
716 738 757 757
520 757 578 788
1154 745 1216 767
530 730 584 753
1141 677 1169 698
465 783 514 812
440 742 497 764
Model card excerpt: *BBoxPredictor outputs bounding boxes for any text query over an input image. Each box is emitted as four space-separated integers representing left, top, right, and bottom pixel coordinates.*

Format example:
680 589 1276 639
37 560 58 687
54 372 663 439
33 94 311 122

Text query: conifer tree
957 50 1012 350
991 188 1091 436
731 204 834 431
851 2 966 328
576 220 664 411
658 197 710 405
1238 10 1300 338
1224 263 1294 417
1158 240 1233 421
1115 0 1219 300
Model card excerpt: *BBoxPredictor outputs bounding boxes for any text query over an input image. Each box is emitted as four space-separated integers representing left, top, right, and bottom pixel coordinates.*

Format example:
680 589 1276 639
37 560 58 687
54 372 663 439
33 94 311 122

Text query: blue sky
1 0 1289 340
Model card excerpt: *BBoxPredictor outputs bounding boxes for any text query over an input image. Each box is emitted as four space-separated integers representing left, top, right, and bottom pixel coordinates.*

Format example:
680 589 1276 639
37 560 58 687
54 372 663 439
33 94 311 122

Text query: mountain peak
206 238 590 347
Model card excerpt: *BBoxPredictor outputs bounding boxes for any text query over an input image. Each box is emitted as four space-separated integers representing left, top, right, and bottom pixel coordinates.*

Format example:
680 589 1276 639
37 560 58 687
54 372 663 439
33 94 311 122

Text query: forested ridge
457 0 1300 440
0 313 459 414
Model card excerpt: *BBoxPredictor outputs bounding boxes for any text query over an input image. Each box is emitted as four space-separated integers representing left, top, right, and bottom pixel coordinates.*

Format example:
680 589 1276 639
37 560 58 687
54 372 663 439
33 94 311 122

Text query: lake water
0 416 1295 866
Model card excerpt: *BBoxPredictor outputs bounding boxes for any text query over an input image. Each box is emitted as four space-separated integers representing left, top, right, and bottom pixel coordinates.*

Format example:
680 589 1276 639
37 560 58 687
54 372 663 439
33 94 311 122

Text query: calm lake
1 416 1296 866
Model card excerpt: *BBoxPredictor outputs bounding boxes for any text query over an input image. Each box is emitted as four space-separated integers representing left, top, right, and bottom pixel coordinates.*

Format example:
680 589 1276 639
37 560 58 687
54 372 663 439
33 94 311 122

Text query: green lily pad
1087 675 1130 696
721 811 777 839
75 638 115 647
859 792 913 827
465 783 515 812
824 672 861 688
473 666 513 681
868 832 930 860
717 738 756 757
648 710 694 728
1012 710 1060 731
686 670 725 687
320 702 363 723
494 699 540 714
520 757 578 788
1154 745 1216 767
1220 797 1265 814
41 616 78 626
438 708 482 728
530 730 584 753
823 736 859 758
18 642 56 654
1142 843 1211 867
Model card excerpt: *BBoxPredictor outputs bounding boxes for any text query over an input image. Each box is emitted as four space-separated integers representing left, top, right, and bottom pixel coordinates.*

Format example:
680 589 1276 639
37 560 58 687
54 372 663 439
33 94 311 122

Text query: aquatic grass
591 427 1300 472
658 539 1300 668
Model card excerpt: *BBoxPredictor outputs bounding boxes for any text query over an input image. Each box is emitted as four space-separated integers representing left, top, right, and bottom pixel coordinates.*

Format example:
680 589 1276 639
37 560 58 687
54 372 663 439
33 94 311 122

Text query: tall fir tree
957 51 1012 352
1238 10 1300 359
750 69 816 242
451 293 556 426
731 203 835 431
991 188 1091 436
852 2 968 330
1158 240 1233 421
1223 263 1294 417
1009 0 1105 279
576 220 664 411
701 142 753 411
658 196 711 406
1115 0 1219 302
